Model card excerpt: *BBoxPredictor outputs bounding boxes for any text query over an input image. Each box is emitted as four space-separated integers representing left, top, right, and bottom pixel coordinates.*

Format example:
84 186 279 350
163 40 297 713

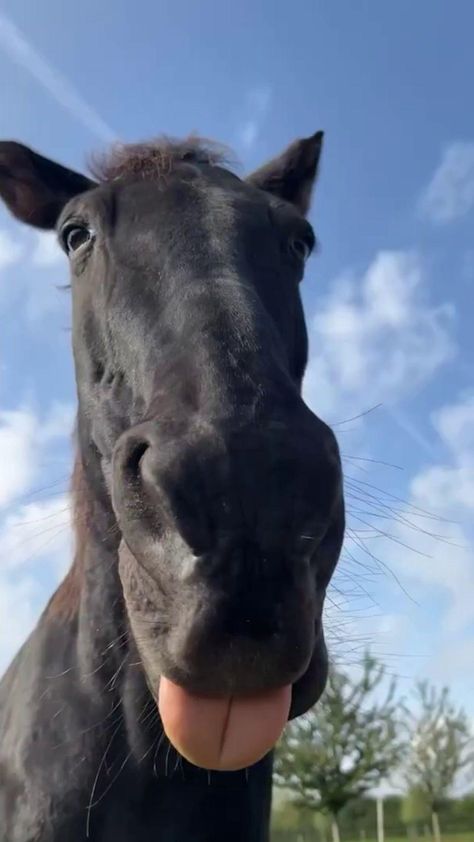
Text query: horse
0 131 345 841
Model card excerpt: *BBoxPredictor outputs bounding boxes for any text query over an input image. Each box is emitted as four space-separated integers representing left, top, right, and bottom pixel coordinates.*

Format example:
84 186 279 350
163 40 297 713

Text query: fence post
376 797 384 842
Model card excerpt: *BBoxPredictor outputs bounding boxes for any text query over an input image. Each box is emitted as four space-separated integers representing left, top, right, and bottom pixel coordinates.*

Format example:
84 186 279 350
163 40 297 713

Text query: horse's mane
90 135 233 182
45 453 91 620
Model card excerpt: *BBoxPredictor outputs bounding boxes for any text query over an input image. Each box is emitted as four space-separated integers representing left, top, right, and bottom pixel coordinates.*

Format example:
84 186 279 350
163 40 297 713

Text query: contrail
385 406 438 459
0 12 117 143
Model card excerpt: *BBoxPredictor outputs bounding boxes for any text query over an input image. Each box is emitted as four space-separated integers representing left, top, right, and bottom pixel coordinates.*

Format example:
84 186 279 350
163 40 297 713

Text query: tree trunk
331 816 341 842
431 810 441 842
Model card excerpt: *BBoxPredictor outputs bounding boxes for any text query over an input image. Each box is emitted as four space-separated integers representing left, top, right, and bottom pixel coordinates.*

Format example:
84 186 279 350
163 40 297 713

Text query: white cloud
237 85 272 152
26 237 69 324
394 519 474 635
0 232 69 324
0 229 22 271
412 394 474 513
304 250 455 421
0 401 74 673
0 409 38 508
38 400 76 444
31 231 65 268
240 122 259 152
353 393 474 636
413 464 474 514
433 637 474 685
0 402 74 510
0 573 39 671
433 394 474 464
387 406 438 458
0 235 69 323
0 11 117 143
419 141 474 223
299 251 468 681
24 272 68 323
0 494 71 573
0 494 72 673
328 395 474 726
0 493 71 575
301 251 472 730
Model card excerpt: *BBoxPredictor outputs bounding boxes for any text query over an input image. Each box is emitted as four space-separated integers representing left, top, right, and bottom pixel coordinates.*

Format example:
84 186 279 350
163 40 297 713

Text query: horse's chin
288 628 329 719
119 539 327 768
153 637 328 772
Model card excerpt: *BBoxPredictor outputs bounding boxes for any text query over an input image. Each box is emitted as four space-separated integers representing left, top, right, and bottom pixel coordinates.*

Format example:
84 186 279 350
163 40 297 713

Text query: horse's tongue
158 677 291 771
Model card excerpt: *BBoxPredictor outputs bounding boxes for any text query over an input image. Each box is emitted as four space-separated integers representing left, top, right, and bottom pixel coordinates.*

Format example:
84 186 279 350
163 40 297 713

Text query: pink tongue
158 677 291 771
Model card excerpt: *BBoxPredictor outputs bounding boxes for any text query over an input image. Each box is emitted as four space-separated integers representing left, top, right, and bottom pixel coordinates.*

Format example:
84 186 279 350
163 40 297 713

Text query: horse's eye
61 223 93 255
289 236 312 263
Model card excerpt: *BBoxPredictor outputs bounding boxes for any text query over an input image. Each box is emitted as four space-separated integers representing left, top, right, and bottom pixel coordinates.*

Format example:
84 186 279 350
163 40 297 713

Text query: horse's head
0 134 344 770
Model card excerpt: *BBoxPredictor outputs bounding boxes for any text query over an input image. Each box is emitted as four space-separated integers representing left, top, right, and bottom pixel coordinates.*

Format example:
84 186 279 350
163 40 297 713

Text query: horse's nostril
124 440 150 483
113 434 152 508
114 425 215 557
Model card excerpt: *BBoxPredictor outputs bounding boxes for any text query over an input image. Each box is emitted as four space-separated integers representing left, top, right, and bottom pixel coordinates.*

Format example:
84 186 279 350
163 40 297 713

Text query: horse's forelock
89 135 233 183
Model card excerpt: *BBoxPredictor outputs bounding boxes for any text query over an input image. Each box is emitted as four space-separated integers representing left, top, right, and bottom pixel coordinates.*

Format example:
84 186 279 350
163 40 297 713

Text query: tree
403 681 474 842
401 787 430 839
452 792 474 831
274 653 404 842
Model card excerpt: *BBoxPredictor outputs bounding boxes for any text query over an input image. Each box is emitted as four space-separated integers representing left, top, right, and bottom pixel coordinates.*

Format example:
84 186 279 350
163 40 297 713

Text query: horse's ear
246 131 324 216
0 142 95 230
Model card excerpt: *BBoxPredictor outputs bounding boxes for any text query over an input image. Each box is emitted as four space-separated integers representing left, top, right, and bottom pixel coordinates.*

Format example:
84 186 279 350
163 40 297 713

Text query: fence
272 829 474 842
348 821 474 839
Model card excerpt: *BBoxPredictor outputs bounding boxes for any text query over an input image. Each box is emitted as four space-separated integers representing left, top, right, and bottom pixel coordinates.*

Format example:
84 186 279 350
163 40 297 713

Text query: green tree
401 787 430 839
403 682 474 842
339 797 376 840
452 792 474 831
274 653 404 842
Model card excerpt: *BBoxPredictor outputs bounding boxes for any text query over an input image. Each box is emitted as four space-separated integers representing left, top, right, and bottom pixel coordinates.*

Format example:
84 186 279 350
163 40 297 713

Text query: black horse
0 132 344 841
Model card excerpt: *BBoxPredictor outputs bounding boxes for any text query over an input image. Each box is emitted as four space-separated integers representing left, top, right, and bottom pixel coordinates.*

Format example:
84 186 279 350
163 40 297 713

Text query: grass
345 836 474 842
274 834 474 842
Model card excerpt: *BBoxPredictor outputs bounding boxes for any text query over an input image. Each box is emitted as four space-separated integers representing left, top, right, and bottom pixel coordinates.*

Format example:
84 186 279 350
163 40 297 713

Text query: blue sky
0 0 473 757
